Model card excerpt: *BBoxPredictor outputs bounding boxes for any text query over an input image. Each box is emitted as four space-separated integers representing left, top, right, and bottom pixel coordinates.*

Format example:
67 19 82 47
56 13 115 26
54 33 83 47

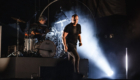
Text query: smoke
52 1 114 79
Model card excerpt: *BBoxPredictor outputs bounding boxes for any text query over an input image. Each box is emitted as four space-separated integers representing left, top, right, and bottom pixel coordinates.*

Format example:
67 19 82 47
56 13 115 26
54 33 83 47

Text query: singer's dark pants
67 43 80 73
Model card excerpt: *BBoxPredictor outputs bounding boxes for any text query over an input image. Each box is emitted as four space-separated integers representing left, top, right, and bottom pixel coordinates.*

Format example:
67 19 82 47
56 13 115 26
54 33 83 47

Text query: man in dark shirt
62 14 82 73
30 16 48 40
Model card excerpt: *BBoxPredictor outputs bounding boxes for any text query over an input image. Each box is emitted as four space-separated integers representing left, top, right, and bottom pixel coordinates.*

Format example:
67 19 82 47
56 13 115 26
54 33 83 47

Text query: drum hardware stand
54 20 67 58
54 8 70 58
54 22 61 57
16 19 23 57
8 19 23 57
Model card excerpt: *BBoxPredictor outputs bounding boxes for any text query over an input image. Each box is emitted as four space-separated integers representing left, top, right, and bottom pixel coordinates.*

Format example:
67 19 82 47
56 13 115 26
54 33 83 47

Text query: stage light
107 71 114 76
39 0 114 78
54 13 114 78
125 48 128 79
49 4 114 79
76 16 114 78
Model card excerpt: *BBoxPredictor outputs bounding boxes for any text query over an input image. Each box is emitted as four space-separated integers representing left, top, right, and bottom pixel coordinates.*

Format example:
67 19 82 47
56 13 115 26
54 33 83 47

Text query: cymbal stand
16 19 22 57
55 20 66 58
7 19 23 57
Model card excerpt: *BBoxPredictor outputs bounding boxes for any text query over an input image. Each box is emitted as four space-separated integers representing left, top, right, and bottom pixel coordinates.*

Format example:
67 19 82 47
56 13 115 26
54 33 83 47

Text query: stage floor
0 57 88 79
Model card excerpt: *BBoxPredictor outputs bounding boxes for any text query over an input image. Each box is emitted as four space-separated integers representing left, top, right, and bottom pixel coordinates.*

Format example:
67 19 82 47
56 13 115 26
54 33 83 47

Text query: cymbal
11 17 26 23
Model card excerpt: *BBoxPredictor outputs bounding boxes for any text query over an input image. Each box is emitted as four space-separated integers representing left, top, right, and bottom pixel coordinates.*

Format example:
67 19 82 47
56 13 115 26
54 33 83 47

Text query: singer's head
39 15 47 25
72 14 78 25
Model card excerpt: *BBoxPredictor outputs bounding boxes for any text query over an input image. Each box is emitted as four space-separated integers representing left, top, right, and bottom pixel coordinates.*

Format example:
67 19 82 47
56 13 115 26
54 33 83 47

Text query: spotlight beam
77 21 114 78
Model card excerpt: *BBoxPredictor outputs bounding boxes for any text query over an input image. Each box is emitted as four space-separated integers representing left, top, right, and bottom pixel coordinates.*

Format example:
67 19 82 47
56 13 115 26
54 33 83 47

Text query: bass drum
39 40 56 57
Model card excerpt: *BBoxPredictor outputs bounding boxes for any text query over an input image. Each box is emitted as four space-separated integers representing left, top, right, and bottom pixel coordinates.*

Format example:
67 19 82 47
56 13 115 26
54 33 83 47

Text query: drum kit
23 26 65 58
8 17 66 58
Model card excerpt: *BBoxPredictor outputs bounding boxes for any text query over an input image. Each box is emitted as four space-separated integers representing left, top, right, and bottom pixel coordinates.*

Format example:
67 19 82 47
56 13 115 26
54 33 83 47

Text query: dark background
0 0 140 79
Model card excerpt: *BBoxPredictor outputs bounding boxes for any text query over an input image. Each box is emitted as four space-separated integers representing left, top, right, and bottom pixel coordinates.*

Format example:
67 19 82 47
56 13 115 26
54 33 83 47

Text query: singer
62 14 82 73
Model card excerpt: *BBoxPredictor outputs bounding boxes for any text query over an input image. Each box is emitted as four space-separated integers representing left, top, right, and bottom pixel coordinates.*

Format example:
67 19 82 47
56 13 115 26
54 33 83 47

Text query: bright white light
55 19 67 24
41 0 114 78
126 48 128 79
107 71 114 76
76 16 114 78
55 9 114 78
55 19 67 26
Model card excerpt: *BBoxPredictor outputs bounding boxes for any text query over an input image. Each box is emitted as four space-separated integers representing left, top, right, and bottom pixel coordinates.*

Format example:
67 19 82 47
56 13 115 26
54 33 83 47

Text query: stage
0 57 88 79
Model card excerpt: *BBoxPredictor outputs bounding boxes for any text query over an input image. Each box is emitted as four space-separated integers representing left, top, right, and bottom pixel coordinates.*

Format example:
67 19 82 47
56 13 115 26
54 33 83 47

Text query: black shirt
31 24 48 34
30 24 49 40
64 23 81 45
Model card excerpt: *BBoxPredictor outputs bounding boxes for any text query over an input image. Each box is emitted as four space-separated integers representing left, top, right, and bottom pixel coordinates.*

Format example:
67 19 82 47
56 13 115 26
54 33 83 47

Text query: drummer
25 15 49 41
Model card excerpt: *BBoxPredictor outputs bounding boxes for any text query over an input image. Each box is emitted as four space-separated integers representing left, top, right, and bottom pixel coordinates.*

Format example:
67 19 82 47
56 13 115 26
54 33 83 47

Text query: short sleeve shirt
64 23 81 45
